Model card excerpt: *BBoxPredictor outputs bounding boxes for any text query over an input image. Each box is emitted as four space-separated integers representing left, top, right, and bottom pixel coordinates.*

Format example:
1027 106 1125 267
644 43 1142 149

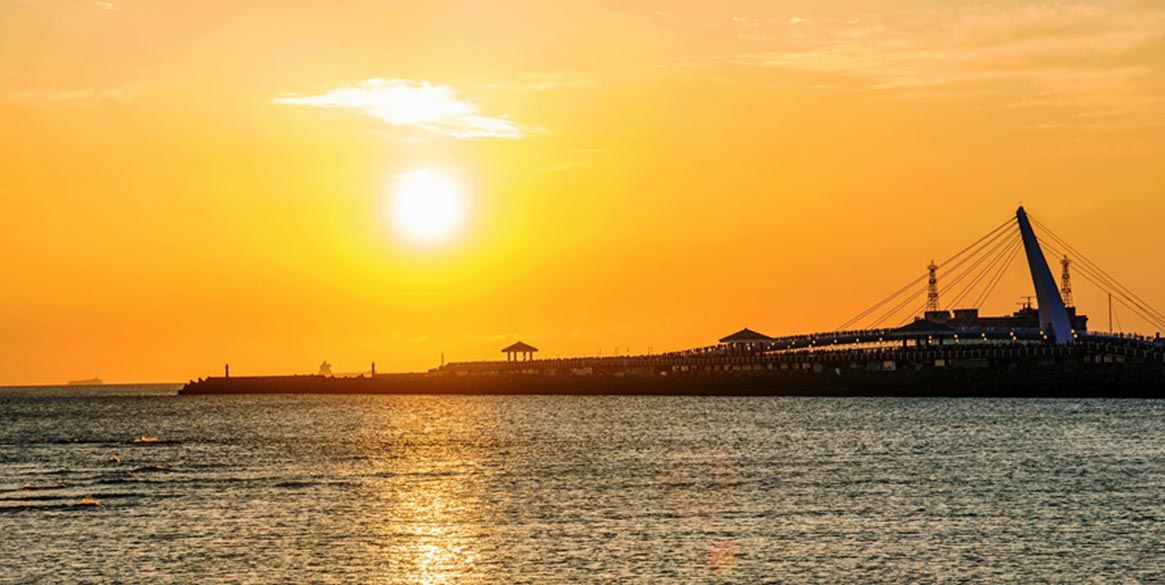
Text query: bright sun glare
390 169 465 245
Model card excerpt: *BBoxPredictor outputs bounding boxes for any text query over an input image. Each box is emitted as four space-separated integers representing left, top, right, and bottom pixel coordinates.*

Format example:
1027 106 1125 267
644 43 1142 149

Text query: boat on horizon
66 378 103 386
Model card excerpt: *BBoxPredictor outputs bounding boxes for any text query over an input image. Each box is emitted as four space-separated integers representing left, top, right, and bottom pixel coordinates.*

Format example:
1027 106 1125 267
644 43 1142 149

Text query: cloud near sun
274 78 526 139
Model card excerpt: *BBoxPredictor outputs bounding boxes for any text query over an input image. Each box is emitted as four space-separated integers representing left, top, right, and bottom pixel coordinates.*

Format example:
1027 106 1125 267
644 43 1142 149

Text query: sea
1 385 1162 583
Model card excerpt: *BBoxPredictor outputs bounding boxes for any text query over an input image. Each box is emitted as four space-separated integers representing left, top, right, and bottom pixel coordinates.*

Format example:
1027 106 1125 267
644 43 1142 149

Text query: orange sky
2 0 1163 384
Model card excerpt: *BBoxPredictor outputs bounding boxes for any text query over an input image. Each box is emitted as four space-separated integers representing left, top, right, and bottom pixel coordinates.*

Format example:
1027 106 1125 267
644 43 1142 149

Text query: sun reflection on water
386 484 480 583
6 395 1162 581
361 397 495 584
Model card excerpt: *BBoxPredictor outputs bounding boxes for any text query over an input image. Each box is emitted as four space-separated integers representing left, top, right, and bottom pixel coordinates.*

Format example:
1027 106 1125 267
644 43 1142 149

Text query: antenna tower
1060 255 1074 307
926 260 940 312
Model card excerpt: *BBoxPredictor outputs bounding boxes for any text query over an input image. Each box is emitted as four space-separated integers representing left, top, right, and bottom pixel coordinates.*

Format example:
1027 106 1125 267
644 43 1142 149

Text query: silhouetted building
503 341 538 362
718 328 773 347
923 305 1088 332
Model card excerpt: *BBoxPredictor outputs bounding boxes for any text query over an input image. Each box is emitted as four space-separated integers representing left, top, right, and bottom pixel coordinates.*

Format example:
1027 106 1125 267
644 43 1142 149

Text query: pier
181 207 1165 398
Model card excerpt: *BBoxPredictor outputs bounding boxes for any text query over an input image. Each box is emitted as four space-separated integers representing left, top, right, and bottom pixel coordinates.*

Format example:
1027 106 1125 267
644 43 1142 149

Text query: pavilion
718 328 773 346
502 341 539 362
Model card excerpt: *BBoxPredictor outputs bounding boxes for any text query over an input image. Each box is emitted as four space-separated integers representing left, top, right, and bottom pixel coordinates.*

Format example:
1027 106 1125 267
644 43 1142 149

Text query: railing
442 326 1165 374
440 337 1165 374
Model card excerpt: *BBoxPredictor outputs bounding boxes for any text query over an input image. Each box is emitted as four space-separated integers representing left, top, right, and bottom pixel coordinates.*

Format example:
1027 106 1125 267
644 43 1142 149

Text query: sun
389 169 465 245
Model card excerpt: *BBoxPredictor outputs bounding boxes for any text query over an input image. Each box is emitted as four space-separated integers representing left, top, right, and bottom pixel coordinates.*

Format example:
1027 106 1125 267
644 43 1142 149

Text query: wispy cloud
484 72 596 93
535 146 605 174
93 1 118 10
717 2 1165 118
7 83 142 106
732 16 761 27
610 9 680 25
274 78 531 139
536 160 593 174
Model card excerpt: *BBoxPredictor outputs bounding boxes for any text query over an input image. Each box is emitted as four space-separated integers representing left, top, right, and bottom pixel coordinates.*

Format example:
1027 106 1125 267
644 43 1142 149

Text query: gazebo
718 328 773 345
502 341 539 362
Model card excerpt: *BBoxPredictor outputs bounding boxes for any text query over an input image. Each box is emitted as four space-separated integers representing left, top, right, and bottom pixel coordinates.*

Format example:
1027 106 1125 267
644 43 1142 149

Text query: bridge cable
1076 264 1165 331
1038 238 1165 332
1035 226 1165 326
933 228 1020 307
1028 214 1165 325
894 234 1017 328
836 219 1014 330
1110 296 1165 339
835 273 931 331
1062 259 1165 332
867 222 1018 329
972 237 1023 310
896 301 932 328
835 217 1016 330
865 223 1016 329
870 288 929 329
1036 236 1165 330
866 280 931 329
949 234 1023 309
961 236 1024 309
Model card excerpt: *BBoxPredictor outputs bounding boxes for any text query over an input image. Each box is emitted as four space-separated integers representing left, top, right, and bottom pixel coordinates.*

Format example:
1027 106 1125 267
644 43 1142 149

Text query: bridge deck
441 334 1165 377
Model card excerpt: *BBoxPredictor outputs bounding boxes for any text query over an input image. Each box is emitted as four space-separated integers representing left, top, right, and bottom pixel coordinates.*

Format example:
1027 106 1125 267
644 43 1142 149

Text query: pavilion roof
718 328 773 343
502 341 539 353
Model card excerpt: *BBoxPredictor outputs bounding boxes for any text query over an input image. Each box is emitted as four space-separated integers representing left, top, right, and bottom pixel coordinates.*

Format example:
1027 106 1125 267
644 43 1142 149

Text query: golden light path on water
4 390 1163 582
354 396 746 582
378 456 484 582
358 396 494 583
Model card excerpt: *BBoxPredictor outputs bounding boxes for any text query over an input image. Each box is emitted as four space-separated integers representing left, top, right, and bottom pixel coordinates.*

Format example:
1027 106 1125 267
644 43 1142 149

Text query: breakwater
180 344 1165 398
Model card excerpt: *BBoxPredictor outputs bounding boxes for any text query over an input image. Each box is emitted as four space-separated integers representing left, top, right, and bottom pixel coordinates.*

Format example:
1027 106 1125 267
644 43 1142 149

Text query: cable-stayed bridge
667 206 1164 357
183 207 1165 397
438 206 1165 380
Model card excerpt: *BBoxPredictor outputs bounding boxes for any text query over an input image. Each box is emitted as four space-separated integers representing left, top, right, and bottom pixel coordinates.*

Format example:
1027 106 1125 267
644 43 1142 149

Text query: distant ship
67 378 104 386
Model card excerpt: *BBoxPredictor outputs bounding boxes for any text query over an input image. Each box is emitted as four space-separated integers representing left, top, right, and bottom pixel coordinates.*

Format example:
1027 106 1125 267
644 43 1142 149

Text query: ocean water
1 386 1162 583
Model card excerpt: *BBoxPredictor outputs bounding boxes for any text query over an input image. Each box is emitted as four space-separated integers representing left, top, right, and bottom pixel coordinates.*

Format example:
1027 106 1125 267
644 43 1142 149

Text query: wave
2 493 78 502
130 465 171 473
1 491 174 504
0 503 78 513
94 475 168 485
0 495 102 508
19 438 119 445
368 470 468 478
273 479 361 489
19 483 67 491
273 480 318 489
129 436 181 445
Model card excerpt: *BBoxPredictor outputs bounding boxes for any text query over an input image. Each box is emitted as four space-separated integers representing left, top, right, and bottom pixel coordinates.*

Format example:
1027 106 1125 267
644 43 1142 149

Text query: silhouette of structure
67 378 103 386
1016 207 1074 343
719 328 773 349
184 208 1165 398
502 341 538 362
926 260 940 312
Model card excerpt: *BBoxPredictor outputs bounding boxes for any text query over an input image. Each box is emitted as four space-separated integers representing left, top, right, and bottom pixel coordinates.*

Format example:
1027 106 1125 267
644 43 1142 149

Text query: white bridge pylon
1016 206 1074 344
836 207 1165 341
